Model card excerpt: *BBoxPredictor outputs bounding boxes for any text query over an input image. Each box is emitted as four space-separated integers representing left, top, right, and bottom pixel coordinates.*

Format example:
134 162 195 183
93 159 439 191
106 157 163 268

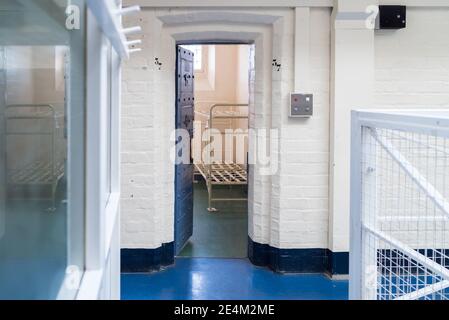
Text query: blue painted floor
121 258 348 300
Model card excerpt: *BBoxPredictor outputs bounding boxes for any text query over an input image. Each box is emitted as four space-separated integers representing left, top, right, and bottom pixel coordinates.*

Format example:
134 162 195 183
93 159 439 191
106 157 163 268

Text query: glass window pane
181 45 202 70
192 46 202 70
0 0 86 300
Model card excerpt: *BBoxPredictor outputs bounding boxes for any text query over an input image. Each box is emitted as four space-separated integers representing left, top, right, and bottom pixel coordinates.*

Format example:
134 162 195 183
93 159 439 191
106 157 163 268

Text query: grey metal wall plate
290 93 313 117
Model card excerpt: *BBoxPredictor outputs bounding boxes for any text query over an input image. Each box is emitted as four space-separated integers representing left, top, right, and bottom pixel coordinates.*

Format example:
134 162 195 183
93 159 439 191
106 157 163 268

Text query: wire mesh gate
350 110 449 300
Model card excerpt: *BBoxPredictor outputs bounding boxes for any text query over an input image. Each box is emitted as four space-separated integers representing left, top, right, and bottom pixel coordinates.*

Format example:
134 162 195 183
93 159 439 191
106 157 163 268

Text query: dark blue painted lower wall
121 242 174 273
326 249 349 275
121 239 349 275
248 237 349 275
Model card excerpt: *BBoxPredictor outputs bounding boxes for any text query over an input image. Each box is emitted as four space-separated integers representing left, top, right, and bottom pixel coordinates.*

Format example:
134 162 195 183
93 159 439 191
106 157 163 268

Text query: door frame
173 41 253 258
144 11 281 261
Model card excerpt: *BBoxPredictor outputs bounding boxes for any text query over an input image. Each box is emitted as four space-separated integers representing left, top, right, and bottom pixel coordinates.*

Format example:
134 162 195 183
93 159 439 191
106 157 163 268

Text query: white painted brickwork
121 7 332 250
330 6 449 254
121 5 449 252
277 8 332 249
375 8 449 109
372 8 449 250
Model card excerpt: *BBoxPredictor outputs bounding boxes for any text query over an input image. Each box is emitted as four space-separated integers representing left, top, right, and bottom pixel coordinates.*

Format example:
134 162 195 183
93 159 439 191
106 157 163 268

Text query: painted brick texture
120 6 449 252
375 8 449 109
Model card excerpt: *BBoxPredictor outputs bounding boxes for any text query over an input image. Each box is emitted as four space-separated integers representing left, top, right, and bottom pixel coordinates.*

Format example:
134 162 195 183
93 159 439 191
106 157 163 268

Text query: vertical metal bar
208 183 212 210
207 109 214 211
51 107 56 211
349 111 363 300
361 125 378 300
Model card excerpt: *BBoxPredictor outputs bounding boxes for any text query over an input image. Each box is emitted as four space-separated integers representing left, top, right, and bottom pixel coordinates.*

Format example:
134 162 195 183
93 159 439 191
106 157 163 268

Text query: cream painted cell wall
236 45 250 104
194 45 250 108
195 45 238 106
193 45 250 163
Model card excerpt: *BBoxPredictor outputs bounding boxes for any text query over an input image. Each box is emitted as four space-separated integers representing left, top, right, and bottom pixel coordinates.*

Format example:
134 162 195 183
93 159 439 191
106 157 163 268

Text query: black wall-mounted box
377 5 406 30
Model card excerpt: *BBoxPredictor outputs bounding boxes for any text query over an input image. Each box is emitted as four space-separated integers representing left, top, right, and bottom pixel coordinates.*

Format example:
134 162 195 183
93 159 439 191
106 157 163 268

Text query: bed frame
194 103 249 212
4 104 65 211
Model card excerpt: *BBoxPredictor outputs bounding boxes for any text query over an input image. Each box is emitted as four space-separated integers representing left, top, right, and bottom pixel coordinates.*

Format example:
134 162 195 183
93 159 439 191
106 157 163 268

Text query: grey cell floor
179 180 248 258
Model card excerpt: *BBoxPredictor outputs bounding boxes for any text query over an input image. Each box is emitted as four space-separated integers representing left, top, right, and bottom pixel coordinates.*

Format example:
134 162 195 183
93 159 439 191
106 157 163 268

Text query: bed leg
193 173 199 184
207 183 217 212
47 183 57 212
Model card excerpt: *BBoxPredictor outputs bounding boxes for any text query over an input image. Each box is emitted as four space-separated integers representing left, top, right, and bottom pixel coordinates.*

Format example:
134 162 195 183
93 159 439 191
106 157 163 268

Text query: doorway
174 44 252 259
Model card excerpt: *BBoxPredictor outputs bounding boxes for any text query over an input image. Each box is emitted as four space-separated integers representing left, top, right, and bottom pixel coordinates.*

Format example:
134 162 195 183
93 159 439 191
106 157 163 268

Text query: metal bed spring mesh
8 161 65 185
361 127 449 300
195 109 248 118
195 163 247 185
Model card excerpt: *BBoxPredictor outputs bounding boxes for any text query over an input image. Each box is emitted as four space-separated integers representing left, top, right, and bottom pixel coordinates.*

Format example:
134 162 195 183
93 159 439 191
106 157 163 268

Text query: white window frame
76 3 123 300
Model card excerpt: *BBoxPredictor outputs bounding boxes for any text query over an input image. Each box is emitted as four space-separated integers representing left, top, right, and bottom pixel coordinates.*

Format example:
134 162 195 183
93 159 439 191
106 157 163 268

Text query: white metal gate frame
350 109 449 300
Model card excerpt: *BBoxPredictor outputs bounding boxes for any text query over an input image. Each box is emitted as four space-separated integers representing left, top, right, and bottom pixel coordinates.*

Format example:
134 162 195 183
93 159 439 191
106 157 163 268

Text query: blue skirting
121 239 349 275
326 249 349 275
121 242 174 273
248 237 349 275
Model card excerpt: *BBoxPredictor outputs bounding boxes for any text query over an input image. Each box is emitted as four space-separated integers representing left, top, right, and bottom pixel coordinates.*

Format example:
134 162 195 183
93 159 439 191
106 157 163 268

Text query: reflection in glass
0 0 85 299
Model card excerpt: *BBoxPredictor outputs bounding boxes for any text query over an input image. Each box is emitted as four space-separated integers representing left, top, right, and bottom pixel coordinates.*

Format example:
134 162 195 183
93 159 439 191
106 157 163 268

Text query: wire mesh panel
351 111 449 300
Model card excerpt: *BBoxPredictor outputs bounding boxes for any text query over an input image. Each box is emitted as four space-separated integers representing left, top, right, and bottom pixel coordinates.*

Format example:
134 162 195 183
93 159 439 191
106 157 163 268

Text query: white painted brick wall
277 8 331 249
120 10 158 248
375 8 449 109
120 7 332 250
347 7 449 254
121 6 449 252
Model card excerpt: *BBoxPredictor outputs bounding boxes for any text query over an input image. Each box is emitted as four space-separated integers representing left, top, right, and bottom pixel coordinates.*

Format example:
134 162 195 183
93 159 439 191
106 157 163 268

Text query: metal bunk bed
4 104 65 211
194 103 249 212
